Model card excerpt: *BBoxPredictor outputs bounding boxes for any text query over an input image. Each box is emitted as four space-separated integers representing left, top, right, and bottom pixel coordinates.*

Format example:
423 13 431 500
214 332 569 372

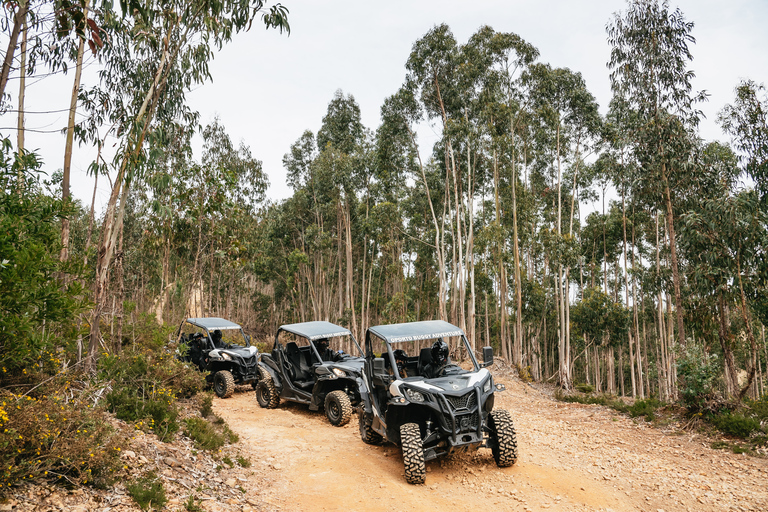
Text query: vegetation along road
213 367 768 512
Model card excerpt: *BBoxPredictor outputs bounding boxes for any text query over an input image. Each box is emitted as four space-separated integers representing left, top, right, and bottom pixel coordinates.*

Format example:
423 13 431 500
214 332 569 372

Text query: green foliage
197 392 214 418
101 348 205 440
126 471 167 511
571 287 630 347
718 79 768 204
676 343 720 411
0 390 124 495
575 383 595 394
236 455 251 468
0 139 88 378
184 495 204 512
555 391 663 423
183 417 237 451
627 398 663 421
710 412 761 438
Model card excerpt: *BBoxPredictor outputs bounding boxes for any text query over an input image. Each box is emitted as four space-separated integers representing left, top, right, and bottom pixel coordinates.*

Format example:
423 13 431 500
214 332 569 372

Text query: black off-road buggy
256 321 365 426
176 317 260 398
358 320 517 484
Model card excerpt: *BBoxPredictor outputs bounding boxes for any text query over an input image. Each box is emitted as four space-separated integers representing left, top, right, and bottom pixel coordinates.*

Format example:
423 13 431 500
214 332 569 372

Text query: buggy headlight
221 352 232 361
483 378 492 393
332 368 345 377
404 388 425 402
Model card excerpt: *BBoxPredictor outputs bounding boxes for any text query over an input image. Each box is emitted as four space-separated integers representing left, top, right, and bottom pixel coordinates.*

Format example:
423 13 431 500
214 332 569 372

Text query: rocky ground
2 363 767 511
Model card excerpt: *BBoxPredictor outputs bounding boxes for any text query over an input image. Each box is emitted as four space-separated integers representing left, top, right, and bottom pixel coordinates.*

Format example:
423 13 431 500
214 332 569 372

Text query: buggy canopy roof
278 321 352 341
186 317 242 331
367 320 465 343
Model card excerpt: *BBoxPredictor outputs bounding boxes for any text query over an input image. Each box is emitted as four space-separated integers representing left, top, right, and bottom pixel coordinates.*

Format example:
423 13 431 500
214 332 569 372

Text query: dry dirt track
213 369 768 512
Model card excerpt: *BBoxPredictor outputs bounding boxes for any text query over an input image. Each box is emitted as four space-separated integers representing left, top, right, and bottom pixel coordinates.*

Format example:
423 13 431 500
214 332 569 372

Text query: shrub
126 471 167 510
575 383 595 394
746 396 768 421
628 398 662 421
0 390 123 495
197 393 214 418
236 455 251 468
677 343 720 411
711 412 762 438
184 495 204 512
184 416 239 451
184 418 226 451
101 347 205 440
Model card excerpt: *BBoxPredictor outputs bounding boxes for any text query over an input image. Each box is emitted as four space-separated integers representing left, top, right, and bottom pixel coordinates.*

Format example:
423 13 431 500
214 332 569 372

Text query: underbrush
0 385 124 492
184 416 239 451
555 390 663 422
101 346 206 441
556 386 768 454
126 470 167 510
0 317 209 495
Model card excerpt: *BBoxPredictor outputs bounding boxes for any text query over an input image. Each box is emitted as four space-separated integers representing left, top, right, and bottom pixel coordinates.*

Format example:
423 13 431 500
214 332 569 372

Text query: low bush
101 347 206 441
627 398 663 421
197 392 214 418
575 383 595 394
184 418 226 451
710 412 762 438
0 390 124 494
677 343 719 412
126 471 167 510
184 416 239 451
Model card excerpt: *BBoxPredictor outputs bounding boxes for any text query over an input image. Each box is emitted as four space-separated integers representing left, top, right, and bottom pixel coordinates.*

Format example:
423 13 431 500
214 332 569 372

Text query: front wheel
488 409 518 467
324 390 353 426
400 423 425 484
256 375 280 409
213 370 235 398
359 409 383 445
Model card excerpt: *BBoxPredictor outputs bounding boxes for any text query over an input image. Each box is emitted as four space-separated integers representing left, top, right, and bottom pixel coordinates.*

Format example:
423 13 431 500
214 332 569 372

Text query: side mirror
245 334 252 344
373 357 386 377
481 346 494 367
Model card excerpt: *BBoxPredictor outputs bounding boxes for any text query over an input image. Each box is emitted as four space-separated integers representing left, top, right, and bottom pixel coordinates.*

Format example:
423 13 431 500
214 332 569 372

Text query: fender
258 361 283 390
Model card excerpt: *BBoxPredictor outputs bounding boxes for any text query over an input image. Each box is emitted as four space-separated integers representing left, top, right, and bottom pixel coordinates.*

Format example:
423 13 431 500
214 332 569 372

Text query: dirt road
213 368 768 512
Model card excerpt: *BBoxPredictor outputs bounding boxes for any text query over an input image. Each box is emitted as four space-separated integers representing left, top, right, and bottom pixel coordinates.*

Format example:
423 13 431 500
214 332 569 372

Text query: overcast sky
5 0 768 210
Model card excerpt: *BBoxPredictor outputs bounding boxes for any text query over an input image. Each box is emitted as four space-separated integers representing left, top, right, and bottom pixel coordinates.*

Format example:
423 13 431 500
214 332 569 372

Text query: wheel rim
258 384 267 404
328 400 340 421
214 376 223 394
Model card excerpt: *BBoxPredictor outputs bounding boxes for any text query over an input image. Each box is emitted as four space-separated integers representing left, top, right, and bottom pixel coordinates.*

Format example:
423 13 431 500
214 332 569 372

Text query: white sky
3 0 767 211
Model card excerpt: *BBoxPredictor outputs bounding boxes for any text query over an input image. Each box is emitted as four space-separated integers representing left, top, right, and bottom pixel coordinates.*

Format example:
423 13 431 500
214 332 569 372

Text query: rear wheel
324 390 353 426
488 409 518 467
359 410 383 445
213 370 235 398
256 374 280 409
400 423 425 484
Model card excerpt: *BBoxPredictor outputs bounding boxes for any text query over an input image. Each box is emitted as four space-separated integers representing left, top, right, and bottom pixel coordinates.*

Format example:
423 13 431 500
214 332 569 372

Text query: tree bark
0 0 28 102
61 0 89 262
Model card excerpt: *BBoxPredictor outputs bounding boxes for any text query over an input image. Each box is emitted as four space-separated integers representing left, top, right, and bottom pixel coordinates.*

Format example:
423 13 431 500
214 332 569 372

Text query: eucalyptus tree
681 188 767 399
523 63 601 389
607 0 706 348
380 83 449 322
85 0 289 368
463 26 538 364
719 80 768 204
679 141 764 398
404 23 460 329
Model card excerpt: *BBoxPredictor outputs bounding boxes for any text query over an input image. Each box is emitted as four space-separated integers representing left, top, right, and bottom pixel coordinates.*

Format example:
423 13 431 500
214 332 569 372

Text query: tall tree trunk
736 259 759 400
662 176 686 347
61 0 89 262
0 0 27 101
16 5 27 153
114 225 125 353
